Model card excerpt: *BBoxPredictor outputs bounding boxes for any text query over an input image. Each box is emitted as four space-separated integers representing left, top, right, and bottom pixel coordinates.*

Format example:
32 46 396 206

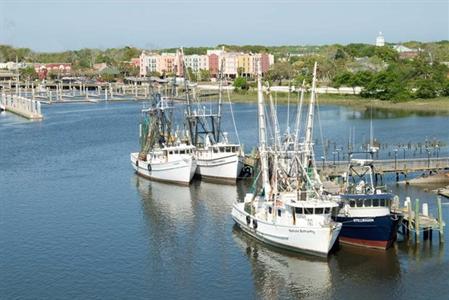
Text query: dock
1 93 43 120
319 157 449 181
393 196 445 243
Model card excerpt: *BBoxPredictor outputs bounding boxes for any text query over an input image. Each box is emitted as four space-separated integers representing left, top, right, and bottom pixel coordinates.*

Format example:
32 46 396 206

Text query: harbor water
1 101 448 299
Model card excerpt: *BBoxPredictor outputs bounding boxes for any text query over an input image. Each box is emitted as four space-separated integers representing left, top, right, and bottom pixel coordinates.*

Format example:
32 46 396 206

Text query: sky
0 0 448 52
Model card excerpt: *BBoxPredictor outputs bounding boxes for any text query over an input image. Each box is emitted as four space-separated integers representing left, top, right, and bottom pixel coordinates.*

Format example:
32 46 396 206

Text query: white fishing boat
130 144 196 184
130 93 197 185
195 141 244 181
183 53 244 182
231 62 341 256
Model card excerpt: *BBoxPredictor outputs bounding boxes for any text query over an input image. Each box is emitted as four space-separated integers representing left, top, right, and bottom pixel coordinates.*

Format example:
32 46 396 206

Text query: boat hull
334 214 400 249
130 153 196 185
196 153 244 181
232 203 341 257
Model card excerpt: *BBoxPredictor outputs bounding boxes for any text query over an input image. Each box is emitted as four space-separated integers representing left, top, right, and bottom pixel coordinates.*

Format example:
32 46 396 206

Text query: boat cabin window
373 199 379 207
349 200 356 207
169 151 173 155
180 150 185 154
220 147 225 152
364 199 372 207
268 206 272 214
213 147 218 153
315 208 324 214
356 200 363 207
295 207 303 214
304 207 313 214
278 209 282 217
324 207 330 214
380 199 385 207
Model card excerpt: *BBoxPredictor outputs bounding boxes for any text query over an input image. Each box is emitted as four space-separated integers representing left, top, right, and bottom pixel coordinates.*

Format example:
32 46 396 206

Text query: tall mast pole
303 62 317 167
294 79 305 151
216 57 225 142
257 58 271 197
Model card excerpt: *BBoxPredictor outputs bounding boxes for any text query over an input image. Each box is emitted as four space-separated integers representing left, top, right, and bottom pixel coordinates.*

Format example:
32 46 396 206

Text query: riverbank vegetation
228 90 449 113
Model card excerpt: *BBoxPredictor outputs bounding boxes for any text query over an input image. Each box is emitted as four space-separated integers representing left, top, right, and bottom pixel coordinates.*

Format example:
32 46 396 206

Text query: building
184 54 209 73
139 49 274 79
140 51 160 76
376 32 385 47
34 63 72 79
237 53 253 76
393 45 419 59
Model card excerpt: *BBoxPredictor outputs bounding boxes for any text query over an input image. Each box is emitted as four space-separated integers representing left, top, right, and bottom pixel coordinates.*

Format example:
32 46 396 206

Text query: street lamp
426 148 430 169
332 151 337 165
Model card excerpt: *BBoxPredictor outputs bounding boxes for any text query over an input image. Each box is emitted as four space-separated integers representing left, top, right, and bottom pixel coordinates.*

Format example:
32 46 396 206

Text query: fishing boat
130 93 197 185
333 151 401 249
183 54 244 182
231 62 342 256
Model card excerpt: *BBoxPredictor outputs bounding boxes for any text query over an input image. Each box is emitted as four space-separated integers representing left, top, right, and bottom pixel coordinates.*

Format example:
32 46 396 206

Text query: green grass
226 90 449 113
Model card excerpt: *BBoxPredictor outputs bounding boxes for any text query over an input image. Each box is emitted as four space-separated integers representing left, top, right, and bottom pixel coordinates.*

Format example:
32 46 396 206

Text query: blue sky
0 0 448 51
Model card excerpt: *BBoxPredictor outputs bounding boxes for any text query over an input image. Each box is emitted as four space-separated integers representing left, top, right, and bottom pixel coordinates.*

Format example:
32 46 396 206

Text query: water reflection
348 107 444 120
324 245 401 299
232 227 332 299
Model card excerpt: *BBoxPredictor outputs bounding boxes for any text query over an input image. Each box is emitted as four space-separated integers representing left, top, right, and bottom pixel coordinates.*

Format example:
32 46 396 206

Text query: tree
415 79 437 98
267 62 294 85
199 69 210 81
19 66 38 81
233 77 249 91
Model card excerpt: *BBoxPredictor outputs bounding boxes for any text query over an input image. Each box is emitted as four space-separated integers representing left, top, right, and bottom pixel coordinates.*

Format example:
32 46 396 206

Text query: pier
1 93 43 120
393 197 445 244
319 157 449 181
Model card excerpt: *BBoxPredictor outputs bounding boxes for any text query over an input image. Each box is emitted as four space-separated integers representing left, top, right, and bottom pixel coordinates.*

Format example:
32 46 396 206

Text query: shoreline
226 91 449 114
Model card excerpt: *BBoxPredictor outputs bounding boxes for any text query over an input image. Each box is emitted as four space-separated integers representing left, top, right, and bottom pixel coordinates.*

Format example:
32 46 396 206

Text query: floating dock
1 94 43 120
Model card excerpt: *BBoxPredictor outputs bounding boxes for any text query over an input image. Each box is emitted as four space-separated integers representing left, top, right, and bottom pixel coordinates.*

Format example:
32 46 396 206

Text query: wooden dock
393 197 445 243
319 157 449 180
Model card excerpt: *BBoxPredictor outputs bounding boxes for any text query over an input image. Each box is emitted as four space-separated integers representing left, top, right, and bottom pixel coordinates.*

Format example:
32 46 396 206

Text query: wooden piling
438 196 444 243
408 200 413 237
415 199 420 243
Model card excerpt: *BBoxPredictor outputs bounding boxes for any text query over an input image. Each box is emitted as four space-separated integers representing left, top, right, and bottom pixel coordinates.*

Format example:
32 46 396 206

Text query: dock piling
415 199 420 243
438 197 444 243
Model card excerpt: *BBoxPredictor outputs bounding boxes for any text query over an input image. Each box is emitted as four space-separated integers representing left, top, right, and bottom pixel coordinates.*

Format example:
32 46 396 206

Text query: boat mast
267 85 282 151
294 79 305 151
181 47 195 145
216 57 225 143
257 59 271 197
303 62 317 168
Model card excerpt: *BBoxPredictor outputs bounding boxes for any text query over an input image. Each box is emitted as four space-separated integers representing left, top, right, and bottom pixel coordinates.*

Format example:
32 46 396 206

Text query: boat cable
226 86 241 145
315 93 327 161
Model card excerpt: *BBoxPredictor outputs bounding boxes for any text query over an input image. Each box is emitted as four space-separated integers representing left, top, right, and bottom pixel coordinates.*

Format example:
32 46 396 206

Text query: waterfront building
237 53 253 77
139 49 274 79
184 54 209 73
140 51 159 76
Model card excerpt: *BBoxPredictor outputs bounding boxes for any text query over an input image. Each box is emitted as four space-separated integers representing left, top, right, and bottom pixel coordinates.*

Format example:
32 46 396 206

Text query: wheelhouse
341 194 393 208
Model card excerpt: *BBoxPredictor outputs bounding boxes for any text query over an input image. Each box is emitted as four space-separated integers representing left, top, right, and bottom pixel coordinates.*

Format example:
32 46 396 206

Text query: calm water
1 101 448 299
